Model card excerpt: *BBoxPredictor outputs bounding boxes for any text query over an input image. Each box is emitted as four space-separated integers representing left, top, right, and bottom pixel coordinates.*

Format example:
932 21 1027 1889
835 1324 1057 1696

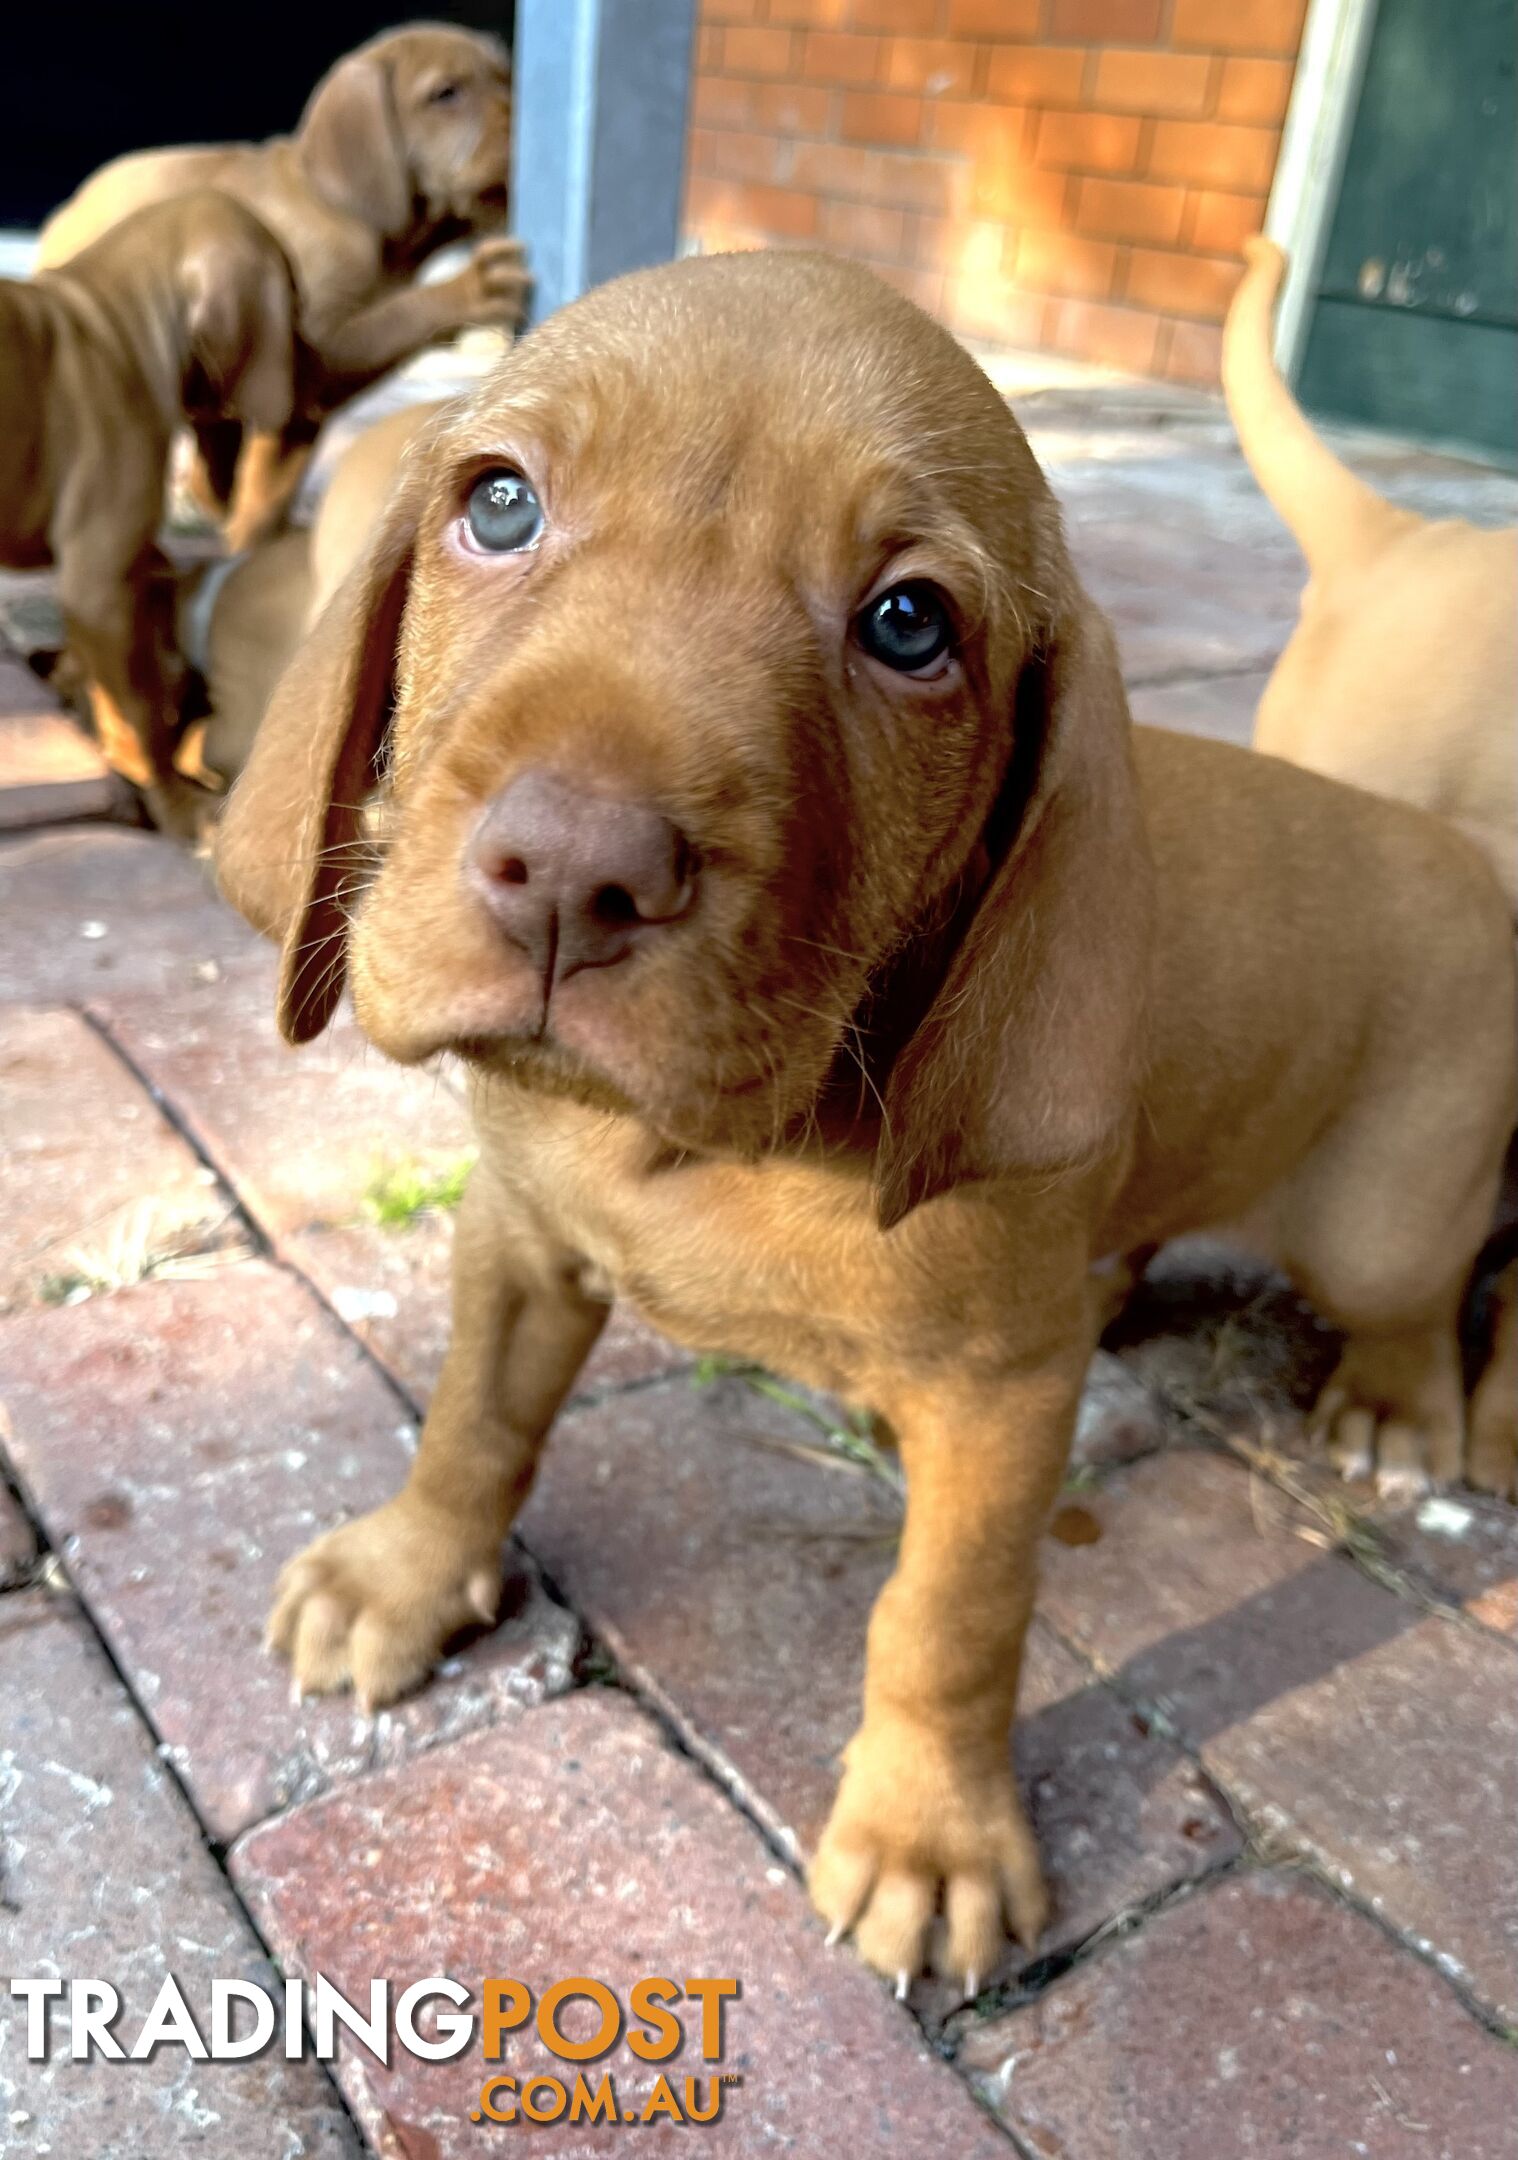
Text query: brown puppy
39 23 524 547
217 254 1517 1989
0 190 300 833
1226 239 1518 911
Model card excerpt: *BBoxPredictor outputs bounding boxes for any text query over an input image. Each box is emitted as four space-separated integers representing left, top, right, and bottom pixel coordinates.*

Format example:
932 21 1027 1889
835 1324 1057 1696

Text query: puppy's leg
56 546 202 838
809 1330 1084 1987
1274 1031 1513 1496
1294 1227 1486 1496
222 426 317 553
268 1157 607 1709
1294 1192 1475 1496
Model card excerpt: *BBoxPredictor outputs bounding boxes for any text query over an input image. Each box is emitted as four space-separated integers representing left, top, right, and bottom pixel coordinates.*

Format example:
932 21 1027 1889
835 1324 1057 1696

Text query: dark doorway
0 3 514 228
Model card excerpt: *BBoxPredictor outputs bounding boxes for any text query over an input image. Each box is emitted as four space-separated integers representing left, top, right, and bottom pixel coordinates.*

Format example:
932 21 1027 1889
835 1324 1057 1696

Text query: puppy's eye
465 469 544 553
856 581 955 675
429 80 462 105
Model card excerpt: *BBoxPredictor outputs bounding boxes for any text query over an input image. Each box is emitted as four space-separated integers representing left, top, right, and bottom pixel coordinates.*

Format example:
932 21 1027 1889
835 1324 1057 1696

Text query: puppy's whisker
284 928 345 962
847 1020 890 1133
784 932 872 967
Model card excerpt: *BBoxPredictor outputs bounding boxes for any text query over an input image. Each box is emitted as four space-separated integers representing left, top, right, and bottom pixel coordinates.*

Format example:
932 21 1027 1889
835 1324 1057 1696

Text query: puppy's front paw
266 1499 501 1711
808 1719 1046 1992
455 237 531 331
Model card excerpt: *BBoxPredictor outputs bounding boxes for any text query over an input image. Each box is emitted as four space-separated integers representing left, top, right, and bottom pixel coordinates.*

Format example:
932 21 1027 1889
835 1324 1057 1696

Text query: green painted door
1297 0 1516 463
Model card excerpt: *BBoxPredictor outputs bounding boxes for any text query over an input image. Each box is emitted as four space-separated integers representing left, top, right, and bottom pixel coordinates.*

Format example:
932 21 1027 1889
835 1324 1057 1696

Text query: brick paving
1 1269 581 1843
233 1694 1019 2158
0 651 132 831
1037 1451 1518 2024
0 1587 360 2158
0 1003 231 1312
956 1871 1518 2160
1 377 1515 2156
518 1374 1241 1956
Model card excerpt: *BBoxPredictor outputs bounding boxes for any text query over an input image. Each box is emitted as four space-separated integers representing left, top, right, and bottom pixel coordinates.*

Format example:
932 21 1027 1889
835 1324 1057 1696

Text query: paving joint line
947 1853 1251 2058
74 1000 277 1258
1271 1849 1518 2053
0 1456 55 1590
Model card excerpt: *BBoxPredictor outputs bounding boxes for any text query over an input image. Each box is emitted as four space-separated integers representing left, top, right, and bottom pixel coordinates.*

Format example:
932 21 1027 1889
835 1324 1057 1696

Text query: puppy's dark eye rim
852 578 960 672
459 464 546 553
427 79 462 103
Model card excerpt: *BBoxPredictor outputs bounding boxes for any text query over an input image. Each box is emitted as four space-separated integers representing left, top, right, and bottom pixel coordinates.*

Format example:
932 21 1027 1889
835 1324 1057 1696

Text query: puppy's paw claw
809 1723 1046 1988
467 1569 500 1627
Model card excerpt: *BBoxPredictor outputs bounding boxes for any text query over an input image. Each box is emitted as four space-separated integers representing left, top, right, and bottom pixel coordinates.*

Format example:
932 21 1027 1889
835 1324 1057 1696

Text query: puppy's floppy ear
183 230 298 435
875 580 1154 1228
298 50 411 238
215 466 425 1045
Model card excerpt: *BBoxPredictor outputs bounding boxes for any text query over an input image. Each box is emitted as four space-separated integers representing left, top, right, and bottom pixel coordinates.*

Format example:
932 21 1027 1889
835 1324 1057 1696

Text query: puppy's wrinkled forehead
431 252 1048 564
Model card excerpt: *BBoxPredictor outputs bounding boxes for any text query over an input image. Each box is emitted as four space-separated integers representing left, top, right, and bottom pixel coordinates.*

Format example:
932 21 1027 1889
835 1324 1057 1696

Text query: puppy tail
1223 237 1407 574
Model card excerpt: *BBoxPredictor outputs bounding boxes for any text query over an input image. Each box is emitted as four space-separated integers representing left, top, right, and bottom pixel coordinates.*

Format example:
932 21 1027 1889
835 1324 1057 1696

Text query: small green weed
362 1152 477 1229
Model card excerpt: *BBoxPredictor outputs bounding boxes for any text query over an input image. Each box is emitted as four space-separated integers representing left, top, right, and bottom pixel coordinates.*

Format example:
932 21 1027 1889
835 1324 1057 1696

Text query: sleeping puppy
217 253 1517 1989
173 399 446 791
1226 238 1518 912
39 24 524 548
173 532 313 795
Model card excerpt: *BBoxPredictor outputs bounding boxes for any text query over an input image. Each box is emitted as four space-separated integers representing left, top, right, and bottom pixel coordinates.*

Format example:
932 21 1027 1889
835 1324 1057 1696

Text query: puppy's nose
468 769 694 980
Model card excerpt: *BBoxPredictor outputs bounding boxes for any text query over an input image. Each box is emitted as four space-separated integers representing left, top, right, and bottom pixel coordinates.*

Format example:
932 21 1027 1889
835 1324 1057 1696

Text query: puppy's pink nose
468 769 694 980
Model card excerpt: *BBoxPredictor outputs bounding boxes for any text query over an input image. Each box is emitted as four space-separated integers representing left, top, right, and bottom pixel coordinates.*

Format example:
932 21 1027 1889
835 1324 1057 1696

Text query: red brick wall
685 0 1307 383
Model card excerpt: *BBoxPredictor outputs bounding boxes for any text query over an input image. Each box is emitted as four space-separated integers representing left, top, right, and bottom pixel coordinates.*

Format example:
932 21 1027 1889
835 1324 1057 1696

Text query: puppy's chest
476 1094 907 1394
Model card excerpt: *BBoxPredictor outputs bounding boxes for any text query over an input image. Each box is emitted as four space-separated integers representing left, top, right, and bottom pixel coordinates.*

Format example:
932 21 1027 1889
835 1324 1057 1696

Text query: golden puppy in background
1226 238 1517 912
218 255 1515 1988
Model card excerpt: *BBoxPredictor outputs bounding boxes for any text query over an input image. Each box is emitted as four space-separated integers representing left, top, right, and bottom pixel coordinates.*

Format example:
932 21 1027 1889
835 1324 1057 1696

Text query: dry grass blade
36 1199 251 1304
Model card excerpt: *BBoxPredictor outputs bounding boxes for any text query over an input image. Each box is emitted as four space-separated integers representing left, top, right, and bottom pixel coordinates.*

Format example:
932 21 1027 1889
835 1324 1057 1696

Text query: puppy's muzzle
467 768 695 987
